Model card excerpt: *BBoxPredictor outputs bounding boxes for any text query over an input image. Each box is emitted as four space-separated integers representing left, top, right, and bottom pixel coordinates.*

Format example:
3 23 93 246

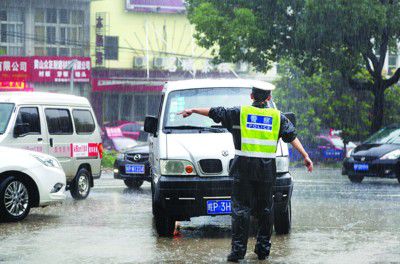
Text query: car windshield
0 103 14 134
163 87 259 129
364 127 400 145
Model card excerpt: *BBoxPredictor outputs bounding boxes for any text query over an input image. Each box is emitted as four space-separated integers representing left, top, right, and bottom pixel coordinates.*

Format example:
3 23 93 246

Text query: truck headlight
380 149 400 160
276 156 289 173
32 154 61 168
160 159 197 176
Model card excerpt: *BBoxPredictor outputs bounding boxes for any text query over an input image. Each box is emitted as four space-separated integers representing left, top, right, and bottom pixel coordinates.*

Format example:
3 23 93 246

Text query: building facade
0 0 91 96
90 0 249 125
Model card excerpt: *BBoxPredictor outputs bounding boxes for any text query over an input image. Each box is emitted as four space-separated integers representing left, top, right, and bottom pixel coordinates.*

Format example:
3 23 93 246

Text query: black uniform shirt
208 102 297 182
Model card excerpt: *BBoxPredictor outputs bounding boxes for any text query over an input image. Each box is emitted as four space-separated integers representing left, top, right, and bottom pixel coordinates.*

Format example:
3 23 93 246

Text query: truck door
11 106 49 154
44 107 75 178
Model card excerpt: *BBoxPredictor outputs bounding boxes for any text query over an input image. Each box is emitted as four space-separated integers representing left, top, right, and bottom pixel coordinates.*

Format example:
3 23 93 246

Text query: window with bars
0 9 24 56
34 8 84 56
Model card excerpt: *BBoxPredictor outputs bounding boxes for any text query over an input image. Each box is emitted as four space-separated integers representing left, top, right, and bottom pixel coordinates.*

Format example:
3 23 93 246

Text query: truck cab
145 79 294 236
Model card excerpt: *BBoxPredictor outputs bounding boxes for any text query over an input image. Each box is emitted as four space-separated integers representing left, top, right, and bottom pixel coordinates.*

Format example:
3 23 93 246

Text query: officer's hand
304 157 313 172
178 109 193 118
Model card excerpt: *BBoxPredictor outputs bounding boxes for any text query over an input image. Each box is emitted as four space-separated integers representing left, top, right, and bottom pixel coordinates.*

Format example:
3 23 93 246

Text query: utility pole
65 59 78 94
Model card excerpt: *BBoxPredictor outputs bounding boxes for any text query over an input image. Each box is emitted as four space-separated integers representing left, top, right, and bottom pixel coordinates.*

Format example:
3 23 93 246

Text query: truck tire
348 175 364 183
154 204 175 237
274 200 291 235
124 179 143 189
0 176 31 222
70 168 91 200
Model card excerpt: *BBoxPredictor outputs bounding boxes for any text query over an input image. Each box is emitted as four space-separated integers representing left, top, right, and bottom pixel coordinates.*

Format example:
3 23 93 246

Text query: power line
2 31 214 60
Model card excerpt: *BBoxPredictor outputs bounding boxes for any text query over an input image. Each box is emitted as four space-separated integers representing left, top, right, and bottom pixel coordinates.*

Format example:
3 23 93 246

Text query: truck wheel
348 175 364 183
0 176 31 222
70 168 91 200
124 179 143 189
274 200 291 235
154 204 175 237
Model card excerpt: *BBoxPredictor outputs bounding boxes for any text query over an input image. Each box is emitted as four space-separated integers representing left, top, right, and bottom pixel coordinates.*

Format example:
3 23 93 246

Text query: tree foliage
187 0 400 133
274 60 400 145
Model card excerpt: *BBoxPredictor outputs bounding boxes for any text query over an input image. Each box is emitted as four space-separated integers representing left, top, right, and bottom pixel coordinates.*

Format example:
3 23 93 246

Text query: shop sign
31 56 91 83
126 0 185 14
0 56 91 84
0 57 31 81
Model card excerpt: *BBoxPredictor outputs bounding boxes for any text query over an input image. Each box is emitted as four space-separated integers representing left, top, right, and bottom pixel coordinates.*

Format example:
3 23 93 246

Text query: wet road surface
1 168 400 264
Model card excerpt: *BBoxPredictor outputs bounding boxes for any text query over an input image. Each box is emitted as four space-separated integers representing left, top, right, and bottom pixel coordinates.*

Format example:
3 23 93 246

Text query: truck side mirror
144 116 158 136
284 112 296 127
14 123 30 138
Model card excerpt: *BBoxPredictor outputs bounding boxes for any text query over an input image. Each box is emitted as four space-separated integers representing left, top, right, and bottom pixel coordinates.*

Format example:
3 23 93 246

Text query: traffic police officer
179 82 313 262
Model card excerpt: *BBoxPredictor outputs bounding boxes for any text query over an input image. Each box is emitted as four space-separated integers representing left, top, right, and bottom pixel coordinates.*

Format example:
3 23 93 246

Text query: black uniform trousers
231 176 275 255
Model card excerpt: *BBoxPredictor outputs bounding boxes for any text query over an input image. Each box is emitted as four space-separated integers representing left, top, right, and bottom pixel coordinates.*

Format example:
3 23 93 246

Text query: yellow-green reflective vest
236 106 281 158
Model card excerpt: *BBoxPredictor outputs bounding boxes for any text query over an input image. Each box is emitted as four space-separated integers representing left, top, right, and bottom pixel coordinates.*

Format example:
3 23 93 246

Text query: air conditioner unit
153 57 165 69
133 57 145 68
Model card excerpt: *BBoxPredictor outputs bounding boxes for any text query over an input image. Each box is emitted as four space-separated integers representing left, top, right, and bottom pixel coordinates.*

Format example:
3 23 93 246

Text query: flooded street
1 168 399 264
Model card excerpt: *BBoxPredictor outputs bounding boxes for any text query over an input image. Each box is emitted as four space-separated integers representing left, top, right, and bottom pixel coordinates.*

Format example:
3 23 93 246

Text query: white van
145 79 294 237
0 92 102 200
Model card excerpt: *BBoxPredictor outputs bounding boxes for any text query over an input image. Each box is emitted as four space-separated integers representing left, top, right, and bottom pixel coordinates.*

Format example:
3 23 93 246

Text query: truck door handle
50 138 54 147
37 138 43 142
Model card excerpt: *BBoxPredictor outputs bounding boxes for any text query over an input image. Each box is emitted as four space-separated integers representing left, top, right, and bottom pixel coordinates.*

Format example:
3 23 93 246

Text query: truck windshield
364 126 400 145
0 103 14 134
163 87 252 129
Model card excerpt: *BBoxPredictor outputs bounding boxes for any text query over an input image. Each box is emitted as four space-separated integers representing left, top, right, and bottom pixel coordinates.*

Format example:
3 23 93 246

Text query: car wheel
0 176 31 222
348 175 364 183
154 204 175 237
124 179 144 189
274 200 292 235
70 168 91 200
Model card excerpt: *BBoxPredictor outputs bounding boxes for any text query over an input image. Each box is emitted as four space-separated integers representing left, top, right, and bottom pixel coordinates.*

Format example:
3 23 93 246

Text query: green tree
274 60 372 145
187 0 400 133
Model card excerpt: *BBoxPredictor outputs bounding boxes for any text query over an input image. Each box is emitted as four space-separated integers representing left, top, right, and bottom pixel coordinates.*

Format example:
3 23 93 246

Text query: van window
45 109 73 135
16 107 41 135
73 109 95 134
0 103 14 134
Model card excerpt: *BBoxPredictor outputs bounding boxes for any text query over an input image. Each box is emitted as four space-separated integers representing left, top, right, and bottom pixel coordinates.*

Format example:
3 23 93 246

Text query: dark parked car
113 144 151 188
342 124 400 183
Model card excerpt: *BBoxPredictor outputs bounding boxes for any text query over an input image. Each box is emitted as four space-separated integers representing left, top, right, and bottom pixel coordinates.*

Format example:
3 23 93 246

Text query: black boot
227 251 245 262
254 241 271 260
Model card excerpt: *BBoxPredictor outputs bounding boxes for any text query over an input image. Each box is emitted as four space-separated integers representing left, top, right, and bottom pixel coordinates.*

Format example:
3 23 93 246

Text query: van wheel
70 168 91 200
0 176 31 222
274 200 291 235
349 175 364 183
124 179 143 189
154 204 175 237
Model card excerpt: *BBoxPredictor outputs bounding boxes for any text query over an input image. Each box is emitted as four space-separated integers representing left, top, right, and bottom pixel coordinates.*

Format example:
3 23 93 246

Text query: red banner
0 56 91 84
31 56 91 83
0 57 31 81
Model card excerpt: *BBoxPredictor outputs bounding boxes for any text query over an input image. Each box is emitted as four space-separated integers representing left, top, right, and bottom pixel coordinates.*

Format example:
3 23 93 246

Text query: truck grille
199 159 223 174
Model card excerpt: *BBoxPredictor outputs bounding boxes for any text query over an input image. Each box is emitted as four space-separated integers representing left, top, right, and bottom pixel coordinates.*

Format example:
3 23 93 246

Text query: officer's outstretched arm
178 108 210 118
290 138 313 172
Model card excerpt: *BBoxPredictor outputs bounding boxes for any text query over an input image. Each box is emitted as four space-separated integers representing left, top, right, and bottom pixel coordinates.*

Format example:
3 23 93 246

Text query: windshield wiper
164 125 226 133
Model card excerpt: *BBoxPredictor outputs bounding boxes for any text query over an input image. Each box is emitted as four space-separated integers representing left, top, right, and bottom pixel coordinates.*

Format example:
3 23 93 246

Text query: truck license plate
207 200 231 215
